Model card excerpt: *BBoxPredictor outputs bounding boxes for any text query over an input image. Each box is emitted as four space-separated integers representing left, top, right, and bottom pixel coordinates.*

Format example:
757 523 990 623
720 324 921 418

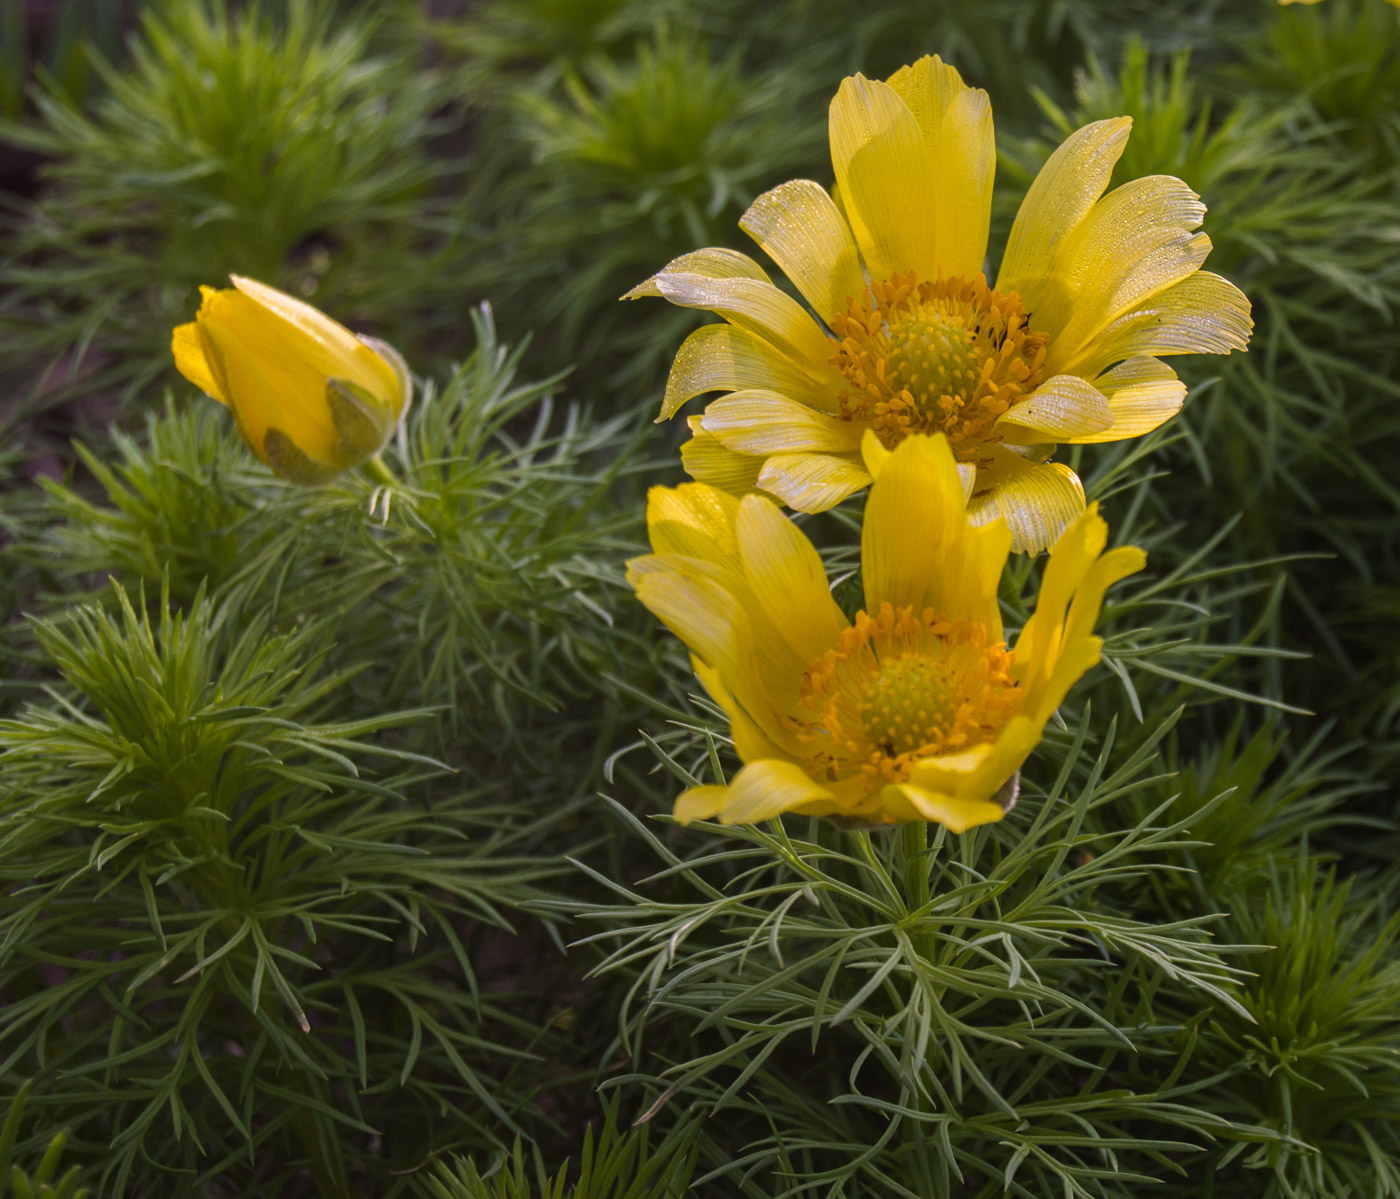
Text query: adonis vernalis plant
627 432 1143 829
627 55 1252 551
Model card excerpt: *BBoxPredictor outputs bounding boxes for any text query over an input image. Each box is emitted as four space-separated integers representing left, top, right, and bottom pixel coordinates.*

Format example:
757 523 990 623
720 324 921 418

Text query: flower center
829 272 1049 461
789 603 1022 788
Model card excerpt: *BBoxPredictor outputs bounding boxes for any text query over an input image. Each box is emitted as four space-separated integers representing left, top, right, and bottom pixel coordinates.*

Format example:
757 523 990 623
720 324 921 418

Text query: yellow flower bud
171 276 411 484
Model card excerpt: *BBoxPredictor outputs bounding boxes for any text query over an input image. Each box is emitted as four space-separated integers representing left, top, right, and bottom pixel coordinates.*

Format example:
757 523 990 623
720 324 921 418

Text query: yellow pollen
829 271 1049 463
787 603 1023 789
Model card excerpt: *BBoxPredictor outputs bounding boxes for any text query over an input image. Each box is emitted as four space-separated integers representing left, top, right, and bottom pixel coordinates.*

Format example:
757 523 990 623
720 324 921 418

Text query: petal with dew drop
968 448 1086 556
680 416 766 497
702 391 867 456
740 180 867 322
1070 358 1186 445
624 247 771 298
646 482 742 570
658 323 839 421
646 274 837 383
996 117 1132 314
1037 176 1212 370
994 374 1114 445
757 451 870 513
1063 270 1253 379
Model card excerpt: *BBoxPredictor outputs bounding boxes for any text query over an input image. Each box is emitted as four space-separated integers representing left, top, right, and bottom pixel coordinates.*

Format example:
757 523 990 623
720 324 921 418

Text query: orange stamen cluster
788 602 1022 788
829 272 1049 461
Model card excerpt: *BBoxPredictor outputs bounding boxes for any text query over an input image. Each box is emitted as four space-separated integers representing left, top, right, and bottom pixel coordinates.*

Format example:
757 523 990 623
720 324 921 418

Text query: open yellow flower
627 432 1144 830
172 276 410 484
626 56 1251 553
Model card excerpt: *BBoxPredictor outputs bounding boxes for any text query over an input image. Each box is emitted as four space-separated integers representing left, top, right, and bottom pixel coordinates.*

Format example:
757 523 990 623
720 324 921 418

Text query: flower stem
902 821 934 962
363 453 397 488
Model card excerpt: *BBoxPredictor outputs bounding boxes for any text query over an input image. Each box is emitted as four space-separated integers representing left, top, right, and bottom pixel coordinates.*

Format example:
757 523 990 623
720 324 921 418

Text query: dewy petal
996 117 1132 313
884 55 996 278
1062 270 1254 379
680 417 765 497
994 374 1114 445
829 73 939 281
172 317 226 405
757 452 870 513
624 247 771 298
702 390 867 456
658 323 839 421
968 447 1086 556
861 434 1008 635
1037 176 1212 371
692 759 839 825
1070 358 1187 445
647 274 837 380
740 180 867 321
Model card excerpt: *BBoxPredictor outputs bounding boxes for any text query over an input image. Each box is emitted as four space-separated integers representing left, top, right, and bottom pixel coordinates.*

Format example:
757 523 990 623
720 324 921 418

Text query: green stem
362 453 397 488
902 821 935 963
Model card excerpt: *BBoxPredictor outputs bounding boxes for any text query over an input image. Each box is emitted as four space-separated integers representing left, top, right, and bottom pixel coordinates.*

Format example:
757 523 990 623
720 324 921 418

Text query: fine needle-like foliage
3 1 1400 1196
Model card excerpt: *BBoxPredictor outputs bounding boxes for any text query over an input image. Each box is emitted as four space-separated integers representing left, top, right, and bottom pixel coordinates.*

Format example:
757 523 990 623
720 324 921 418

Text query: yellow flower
172 276 410 484
625 56 1252 553
627 432 1144 831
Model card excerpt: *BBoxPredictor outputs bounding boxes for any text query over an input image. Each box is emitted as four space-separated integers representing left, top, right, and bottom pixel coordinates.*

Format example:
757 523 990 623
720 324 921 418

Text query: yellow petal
906 715 1042 807
644 273 837 380
884 55 996 278
996 117 1132 313
735 494 848 667
740 179 867 321
1037 176 1212 371
860 434 1008 633
1070 358 1186 445
680 417 765 497
646 482 742 565
757 452 870 513
1063 270 1253 379
625 555 747 683
891 785 1008 833
1010 503 1108 695
172 317 225 404
994 374 1114 444
196 290 338 466
693 759 839 825
691 655 790 764
230 275 398 404
861 428 975 499
828 73 938 280
701 390 867 455
967 448 1086 556
658 323 838 421
624 247 770 298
